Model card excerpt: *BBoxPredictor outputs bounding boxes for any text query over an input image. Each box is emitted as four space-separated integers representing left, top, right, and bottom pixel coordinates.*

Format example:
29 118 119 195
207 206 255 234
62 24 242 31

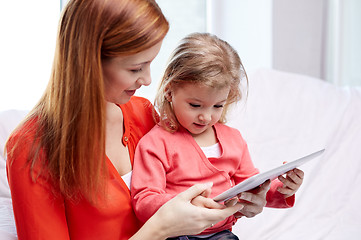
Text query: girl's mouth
193 123 206 128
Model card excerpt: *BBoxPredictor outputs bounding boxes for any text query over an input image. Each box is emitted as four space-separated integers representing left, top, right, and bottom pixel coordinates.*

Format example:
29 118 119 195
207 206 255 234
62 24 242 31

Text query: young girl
131 33 304 239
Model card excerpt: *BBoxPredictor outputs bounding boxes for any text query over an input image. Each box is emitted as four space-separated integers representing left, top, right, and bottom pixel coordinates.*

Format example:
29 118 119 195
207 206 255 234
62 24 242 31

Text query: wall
207 0 273 74
272 0 327 79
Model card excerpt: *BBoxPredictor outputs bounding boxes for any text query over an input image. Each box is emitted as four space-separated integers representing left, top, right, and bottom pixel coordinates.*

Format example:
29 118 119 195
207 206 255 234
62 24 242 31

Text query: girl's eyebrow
216 99 228 104
187 97 228 104
187 97 202 102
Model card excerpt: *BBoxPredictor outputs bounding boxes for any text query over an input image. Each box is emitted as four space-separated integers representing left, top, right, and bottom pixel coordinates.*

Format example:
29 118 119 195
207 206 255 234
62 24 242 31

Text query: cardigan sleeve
232 144 295 208
266 179 295 208
130 128 177 223
6 128 70 240
227 127 294 208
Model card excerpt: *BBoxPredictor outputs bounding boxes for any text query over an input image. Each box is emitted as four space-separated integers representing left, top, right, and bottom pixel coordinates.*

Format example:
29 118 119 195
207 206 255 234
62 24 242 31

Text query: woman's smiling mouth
125 90 136 96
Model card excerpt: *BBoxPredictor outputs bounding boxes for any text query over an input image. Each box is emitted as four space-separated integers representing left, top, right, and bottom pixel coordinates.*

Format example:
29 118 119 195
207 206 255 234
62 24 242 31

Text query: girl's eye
189 103 201 108
130 68 142 73
214 105 224 108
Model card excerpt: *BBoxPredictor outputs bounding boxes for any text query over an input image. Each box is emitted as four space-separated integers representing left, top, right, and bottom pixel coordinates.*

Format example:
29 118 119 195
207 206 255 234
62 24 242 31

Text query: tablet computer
213 149 325 202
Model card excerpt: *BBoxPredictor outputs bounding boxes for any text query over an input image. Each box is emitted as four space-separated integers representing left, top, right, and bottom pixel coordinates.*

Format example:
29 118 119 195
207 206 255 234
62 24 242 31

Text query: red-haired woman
6 1 266 239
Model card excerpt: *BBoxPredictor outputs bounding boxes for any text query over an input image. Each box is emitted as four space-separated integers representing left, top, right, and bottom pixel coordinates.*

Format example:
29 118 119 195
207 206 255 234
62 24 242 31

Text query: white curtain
325 0 361 86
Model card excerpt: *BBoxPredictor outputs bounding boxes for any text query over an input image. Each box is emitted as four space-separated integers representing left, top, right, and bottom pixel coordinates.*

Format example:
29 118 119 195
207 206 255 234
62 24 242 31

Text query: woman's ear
165 87 172 102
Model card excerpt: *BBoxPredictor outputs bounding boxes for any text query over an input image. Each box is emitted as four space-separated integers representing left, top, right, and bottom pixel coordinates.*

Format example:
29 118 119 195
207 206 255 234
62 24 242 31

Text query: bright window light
0 1 60 111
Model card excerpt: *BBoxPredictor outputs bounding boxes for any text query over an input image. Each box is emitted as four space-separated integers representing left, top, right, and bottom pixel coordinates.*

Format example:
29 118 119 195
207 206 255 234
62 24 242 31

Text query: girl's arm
131 140 176 223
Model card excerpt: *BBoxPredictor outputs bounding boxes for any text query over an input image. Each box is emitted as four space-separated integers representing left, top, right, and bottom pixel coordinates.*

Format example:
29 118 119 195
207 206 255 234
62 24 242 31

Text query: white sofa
1 69 360 239
228 69 361 239
0 110 26 240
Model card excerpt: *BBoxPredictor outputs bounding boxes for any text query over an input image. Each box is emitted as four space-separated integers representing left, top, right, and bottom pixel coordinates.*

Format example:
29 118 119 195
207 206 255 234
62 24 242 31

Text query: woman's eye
189 103 200 108
214 105 224 108
130 68 142 73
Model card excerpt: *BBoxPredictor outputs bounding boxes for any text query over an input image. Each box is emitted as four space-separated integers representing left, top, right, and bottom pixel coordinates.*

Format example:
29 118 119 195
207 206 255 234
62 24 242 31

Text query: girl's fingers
210 202 244 219
277 187 295 197
278 169 305 197
278 175 297 190
293 168 304 179
224 198 238 207
236 180 270 218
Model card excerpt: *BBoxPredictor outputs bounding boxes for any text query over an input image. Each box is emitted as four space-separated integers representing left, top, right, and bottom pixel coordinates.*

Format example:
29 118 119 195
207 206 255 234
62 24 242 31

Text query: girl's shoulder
214 123 247 146
214 122 242 136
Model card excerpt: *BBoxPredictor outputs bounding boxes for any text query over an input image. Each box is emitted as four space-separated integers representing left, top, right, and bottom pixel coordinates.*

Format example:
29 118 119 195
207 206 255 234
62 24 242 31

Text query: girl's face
170 83 230 136
102 41 162 105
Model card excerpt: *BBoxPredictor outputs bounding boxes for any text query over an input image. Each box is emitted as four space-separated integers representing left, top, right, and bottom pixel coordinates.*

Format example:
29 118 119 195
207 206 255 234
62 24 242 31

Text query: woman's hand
234 180 271 219
190 184 221 209
277 168 304 198
131 183 243 240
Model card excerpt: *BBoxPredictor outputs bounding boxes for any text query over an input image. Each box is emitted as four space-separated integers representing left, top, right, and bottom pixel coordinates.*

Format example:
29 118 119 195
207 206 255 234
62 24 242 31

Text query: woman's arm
130 183 243 240
7 141 70 239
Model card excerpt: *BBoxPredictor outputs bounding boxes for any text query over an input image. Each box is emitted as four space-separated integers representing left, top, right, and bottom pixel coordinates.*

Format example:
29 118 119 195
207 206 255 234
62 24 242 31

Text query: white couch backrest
0 110 28 198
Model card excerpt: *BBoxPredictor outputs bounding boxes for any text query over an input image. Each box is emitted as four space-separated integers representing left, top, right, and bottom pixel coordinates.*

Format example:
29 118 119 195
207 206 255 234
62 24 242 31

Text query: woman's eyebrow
131 61 151 66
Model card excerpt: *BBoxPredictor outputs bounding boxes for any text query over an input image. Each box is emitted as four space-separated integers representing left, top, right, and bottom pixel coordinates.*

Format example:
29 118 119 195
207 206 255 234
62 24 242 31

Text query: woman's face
102 41 162 105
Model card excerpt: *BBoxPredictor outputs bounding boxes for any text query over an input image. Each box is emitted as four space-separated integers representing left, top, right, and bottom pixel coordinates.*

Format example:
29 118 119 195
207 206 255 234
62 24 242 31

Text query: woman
6 0 269 239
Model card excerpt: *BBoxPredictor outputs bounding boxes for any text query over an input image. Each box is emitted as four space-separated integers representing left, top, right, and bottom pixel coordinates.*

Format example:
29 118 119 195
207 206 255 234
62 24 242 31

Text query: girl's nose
199 112 211 123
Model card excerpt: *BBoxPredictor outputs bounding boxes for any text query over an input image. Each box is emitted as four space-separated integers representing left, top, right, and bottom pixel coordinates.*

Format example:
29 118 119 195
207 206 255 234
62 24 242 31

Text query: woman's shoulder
121 96 154 120
121 96 156 137
7 116 38 148
123 96 153 112
6 116 41 170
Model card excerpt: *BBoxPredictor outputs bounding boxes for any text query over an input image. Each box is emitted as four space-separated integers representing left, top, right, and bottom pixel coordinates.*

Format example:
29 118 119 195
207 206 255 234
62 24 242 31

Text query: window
137 0 207 101
0 1 60 111
0 0 206 111
2 0 357 112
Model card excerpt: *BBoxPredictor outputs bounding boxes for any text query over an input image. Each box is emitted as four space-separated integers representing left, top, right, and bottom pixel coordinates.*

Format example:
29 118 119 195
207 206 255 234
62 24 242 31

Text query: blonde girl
131 33 304 239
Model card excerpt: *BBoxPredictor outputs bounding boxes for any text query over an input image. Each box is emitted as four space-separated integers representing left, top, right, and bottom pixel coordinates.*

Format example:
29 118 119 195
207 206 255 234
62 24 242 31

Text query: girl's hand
131 183 243 240
234 180 270 218
277 168 304 198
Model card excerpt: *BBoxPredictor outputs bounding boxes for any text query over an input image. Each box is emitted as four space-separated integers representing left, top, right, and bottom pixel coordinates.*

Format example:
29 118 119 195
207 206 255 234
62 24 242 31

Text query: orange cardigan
6 97 155 240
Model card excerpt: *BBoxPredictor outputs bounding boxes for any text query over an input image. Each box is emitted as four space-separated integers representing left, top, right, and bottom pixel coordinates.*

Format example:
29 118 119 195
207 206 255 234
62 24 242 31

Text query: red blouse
6 97 155 240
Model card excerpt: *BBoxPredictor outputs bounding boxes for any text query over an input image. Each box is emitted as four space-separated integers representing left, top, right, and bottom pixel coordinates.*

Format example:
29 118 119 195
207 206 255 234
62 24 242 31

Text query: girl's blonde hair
6 0 169 202
155 32 247 132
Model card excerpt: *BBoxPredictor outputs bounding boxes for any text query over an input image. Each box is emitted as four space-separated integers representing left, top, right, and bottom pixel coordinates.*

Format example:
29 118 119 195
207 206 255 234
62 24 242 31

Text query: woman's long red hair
7 0 168 203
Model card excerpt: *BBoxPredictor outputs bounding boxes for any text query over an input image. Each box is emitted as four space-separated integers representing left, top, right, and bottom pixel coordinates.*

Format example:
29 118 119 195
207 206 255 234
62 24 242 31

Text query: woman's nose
138 67 152 86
